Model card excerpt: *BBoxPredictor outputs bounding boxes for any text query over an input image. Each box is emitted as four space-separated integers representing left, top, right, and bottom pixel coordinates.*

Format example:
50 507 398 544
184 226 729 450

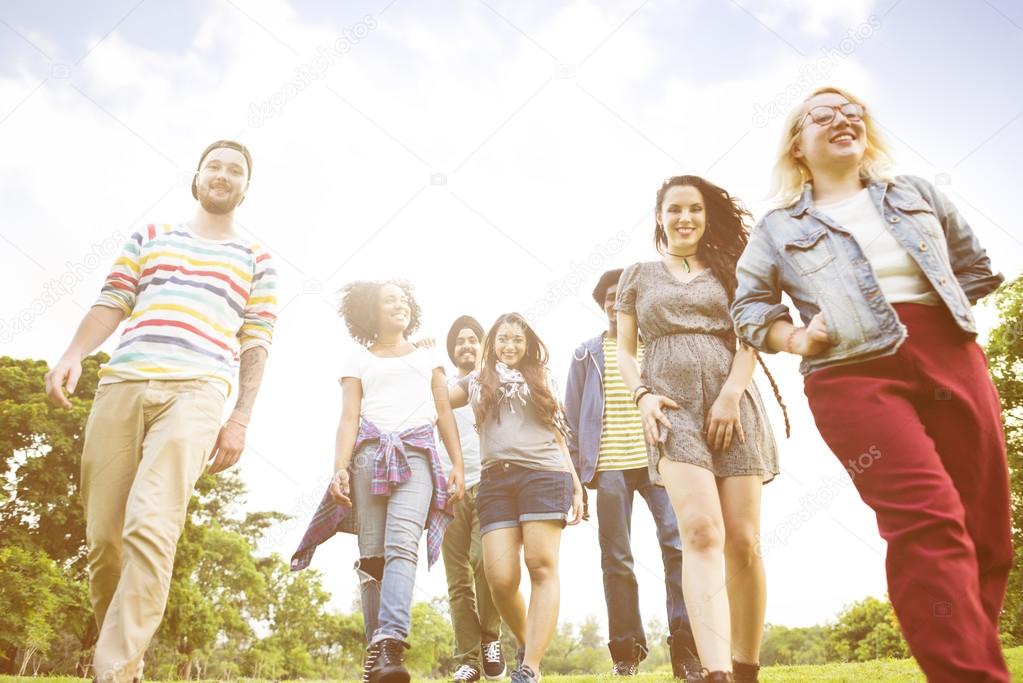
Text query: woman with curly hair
732 86 1009 682
330 279 466 683
448 312 584 683
616 175 786 683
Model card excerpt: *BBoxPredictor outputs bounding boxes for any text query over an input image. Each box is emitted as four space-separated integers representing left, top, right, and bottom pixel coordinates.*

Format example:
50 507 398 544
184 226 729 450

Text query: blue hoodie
564 334 607 488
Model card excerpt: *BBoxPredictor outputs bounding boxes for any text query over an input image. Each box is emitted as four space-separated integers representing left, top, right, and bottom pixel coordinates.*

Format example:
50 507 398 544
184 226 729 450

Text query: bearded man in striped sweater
564 269 700 680
45 140 277 683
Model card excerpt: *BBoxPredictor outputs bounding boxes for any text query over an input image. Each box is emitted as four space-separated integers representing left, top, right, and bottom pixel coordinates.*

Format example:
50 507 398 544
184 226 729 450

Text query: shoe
515 644 525 670
701 671 733 683
732 660 760 683
668 628 703 681
366 638 410 683
481 640 506 679
452 663 481 682
608 637 647 676
361 642 381 683
510 664 540 683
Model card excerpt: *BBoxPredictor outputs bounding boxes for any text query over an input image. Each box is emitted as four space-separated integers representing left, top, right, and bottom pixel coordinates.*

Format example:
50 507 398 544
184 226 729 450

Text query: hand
447 465 465 503
329 468 352 507
706 391 745 452
413 336 437 349
567 478 584 525
207 418 246 474
44 353 82 408
791 313 831 357
638 393 680 446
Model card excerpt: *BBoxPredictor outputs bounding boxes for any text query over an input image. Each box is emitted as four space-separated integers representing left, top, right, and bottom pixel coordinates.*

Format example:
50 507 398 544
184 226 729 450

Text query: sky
2 0 1022 636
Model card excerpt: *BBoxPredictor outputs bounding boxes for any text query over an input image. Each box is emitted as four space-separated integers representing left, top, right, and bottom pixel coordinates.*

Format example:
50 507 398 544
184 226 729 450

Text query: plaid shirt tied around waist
290 418 452 571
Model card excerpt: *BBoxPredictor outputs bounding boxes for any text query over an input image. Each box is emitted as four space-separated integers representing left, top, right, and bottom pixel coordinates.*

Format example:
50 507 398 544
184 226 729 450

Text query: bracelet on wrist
228 415 249 428
785 327 802 355
634 388 652 405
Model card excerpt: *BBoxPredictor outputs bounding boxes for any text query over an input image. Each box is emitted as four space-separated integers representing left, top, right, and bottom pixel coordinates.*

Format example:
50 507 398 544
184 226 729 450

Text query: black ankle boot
367 638 410 683
667 628 703 681
702 671 733 683
732 659 760 683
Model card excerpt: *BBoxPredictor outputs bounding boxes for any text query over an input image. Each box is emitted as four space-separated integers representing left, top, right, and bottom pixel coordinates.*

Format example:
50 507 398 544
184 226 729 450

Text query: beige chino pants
81 379 224 682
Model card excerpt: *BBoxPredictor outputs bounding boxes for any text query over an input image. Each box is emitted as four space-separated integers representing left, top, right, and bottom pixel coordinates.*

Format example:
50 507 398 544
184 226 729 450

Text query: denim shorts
477 461 573 535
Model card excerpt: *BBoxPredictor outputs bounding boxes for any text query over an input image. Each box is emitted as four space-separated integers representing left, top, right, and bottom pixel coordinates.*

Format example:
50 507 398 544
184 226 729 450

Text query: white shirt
817 188 942 306
340 345 446 432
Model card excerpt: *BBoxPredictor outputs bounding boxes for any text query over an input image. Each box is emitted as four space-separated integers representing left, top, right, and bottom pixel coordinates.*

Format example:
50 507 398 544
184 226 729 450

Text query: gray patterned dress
616 260 779 482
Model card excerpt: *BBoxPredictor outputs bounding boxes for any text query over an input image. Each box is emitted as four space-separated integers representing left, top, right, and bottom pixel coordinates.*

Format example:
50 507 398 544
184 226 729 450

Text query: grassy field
4 648 1021 682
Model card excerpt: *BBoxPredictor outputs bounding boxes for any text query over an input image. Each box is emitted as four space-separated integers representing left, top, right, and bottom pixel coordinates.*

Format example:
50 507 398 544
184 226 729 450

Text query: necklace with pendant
666 250 699 273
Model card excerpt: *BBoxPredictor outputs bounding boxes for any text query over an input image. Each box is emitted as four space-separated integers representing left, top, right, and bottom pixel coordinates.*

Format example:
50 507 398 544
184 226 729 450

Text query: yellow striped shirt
597 335 648 471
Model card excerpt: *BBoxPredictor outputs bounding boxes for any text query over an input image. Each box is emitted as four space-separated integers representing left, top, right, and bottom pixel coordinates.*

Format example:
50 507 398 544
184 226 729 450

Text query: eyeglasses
800 102 866 129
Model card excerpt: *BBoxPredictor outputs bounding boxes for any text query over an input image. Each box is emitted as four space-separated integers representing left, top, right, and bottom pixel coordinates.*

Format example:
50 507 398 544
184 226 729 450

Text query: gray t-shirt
456 371 569 473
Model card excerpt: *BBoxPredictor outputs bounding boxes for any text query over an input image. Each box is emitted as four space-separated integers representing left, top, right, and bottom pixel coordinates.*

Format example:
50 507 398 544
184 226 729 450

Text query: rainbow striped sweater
95 223 278 396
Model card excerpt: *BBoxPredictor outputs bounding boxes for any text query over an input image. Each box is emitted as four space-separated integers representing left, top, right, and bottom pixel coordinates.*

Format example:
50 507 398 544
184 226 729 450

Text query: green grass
4 647 1022 682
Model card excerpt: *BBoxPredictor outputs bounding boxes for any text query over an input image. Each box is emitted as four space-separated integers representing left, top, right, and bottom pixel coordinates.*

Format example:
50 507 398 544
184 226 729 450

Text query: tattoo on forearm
233 347 268 417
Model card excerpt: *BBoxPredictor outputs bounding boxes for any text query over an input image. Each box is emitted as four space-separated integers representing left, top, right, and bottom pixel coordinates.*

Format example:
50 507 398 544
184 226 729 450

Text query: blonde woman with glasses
732 86 1009 683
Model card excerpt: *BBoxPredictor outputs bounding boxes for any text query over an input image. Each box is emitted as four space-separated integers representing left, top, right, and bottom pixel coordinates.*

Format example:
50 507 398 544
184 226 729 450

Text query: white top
340 345 447 432
438 395 482 488
817 189 942 306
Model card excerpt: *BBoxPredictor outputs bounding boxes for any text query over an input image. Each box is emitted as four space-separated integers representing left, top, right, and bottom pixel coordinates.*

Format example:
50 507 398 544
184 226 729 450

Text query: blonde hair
769 86 895 208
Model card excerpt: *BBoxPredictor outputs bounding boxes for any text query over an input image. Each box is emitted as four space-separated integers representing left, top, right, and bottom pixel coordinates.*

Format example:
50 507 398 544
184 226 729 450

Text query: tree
0 547 73 674
986 276 1023 645
827 596 907 662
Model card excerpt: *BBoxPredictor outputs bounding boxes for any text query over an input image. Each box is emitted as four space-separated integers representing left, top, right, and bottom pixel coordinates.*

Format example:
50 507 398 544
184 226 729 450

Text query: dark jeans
595 468 691 648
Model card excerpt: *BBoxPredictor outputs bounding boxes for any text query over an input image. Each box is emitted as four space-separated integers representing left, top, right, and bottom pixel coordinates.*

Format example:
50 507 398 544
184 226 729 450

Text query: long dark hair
477 313 560 431
655 175 791 437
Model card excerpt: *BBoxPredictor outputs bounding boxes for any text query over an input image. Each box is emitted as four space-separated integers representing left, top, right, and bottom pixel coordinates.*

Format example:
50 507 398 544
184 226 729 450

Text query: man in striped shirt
45 140 276 683
565 269 699 679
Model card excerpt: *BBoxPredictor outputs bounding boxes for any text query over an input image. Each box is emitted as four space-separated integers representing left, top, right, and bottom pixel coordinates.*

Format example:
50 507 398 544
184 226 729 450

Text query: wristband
634 388 652 405
785 327 802 355
228 415 249 428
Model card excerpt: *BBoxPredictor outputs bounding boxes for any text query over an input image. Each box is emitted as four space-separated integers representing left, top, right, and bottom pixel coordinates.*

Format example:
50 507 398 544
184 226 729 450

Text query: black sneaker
452 663 481 682
667 628 702 681
481 640 506 679
367 638 410 683
608 637 647 676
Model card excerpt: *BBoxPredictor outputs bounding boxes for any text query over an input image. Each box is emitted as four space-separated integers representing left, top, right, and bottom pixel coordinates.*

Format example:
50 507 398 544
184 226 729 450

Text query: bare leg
718 475 766 665
521 520 564 673
659 460 731 672
482 527 527 643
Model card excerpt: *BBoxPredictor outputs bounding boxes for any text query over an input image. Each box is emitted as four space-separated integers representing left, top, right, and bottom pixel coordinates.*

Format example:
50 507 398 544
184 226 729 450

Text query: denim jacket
732 175 1003 375
564 334 605 487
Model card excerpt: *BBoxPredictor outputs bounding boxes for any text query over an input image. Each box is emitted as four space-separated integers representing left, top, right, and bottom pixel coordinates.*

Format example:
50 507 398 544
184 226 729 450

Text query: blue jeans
595 468 690 648
351 443 434 644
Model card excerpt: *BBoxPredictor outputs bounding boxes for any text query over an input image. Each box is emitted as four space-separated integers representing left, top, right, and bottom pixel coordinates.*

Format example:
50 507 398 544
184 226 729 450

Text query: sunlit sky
2 0 1021 634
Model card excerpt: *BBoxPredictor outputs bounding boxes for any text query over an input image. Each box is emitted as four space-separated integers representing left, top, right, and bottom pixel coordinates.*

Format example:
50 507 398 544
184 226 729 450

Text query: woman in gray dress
616 175 786 683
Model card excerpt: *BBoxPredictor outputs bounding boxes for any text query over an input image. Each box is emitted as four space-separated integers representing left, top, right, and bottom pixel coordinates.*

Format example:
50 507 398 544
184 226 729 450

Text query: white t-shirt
340 345 446 432
438 384 482 488
817 189 942 306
